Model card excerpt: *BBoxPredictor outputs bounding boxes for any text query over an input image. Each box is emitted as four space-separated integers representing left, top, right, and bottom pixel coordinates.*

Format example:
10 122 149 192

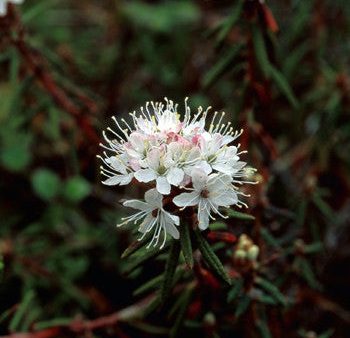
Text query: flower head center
158 165 167 175
200 189 210 198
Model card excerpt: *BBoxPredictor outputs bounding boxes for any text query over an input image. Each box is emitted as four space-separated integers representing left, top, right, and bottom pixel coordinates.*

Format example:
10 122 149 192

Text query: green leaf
122 240 145 259
122 242 170 275
9 48 20 86
122 230 156 259
209 222 227 230
226 209 255 221
34 318 71 330
318 329 335 338
62 176 91 203
216 0 243 46
22 0 58 23
283 43 310 79
134 268 182 297
295 257 321 290
203 43 242 88
227 278 243 303
179 223 193 269
303 242 323 254
252 25 270 78
256 319 272 338
0 139 32 172
169 288 193 338
255 277 287 306
269 64 299 108
260 228 280 248
9 290 35 331
194 230 231 285
312 192 334 220
31 169 61 201
122 1 200 33
161 241 181 303
257 294 277 305
141 295 163 318
234 295 250 318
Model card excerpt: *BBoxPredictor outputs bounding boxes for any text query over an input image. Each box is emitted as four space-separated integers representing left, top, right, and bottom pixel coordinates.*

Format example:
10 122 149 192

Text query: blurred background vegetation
0 0 350 337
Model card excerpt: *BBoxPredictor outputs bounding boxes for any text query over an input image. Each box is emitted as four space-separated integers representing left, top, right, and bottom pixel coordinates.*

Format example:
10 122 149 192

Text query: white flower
0 0 24 16
134 148 183 195
99 97 256 247
99 154 133 186
121 189 180 248
173 169 239 230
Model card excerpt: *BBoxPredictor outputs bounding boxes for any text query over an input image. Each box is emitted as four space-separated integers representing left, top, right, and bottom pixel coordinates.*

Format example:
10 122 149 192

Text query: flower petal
119 173 134 185
191 168 208 191
134 168 157 182
156 176 171 195
163 212 180 239
138 214 156 233
164 211 180 226
102 175 126 186
212 163 235 176
173 191 199 207
144 188 163 207
167 167 184 186
123 199 150 210
0 2 7 15
198 202 210 230
211 190 238 206
147 148 160 170
106 157 127 174
165 221 180 239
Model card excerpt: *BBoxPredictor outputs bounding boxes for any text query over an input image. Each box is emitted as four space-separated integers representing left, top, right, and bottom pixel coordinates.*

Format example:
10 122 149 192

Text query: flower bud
234 249 247 260
247 245 259 261
203 312 216 326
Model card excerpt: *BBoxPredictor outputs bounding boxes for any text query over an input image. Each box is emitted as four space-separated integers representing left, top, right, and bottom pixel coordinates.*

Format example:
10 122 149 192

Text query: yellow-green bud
234 249 247 260
203 312 216 326
247 245 259 261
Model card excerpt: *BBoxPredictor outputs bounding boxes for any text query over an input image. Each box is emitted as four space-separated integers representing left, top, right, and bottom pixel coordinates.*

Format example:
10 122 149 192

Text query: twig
6 5 100 144
0 296 155 338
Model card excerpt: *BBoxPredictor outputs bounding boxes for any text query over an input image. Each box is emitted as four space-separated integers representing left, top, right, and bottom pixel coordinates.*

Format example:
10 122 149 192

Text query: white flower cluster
99 98 255 248
0 0 24 16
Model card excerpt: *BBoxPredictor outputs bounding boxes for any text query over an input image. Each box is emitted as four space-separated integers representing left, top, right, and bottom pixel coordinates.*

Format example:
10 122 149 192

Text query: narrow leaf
122 242 169 275
252 25 270 78
226 209 255 221
227 278 243 303
260 228 280 248
319 329 335 338
134 268 183 297
216 0 243 45
194 230 231 285
141 295 163 318
34 318 72 330
269 64 299 108
161 241 181 303
169 288 193 338
258 294 277 305
296 257 321 290
122 240 146 259
256 319 272 338
179 223 193 269
303 242 323 254
9 290 35 331
255 277 287 306
210 222 227 230
234 296 251 318
203 43 242 88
